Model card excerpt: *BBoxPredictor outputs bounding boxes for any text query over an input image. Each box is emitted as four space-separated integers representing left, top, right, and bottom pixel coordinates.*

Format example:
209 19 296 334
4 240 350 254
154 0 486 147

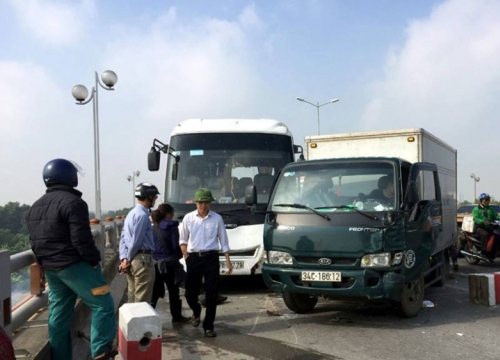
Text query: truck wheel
395 273 424 318
282 291 318 314
464 242 480 265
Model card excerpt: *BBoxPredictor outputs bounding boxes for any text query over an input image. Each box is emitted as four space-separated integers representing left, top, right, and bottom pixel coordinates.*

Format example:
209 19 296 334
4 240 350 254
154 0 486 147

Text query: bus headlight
268 251 293 265
361 253 390 267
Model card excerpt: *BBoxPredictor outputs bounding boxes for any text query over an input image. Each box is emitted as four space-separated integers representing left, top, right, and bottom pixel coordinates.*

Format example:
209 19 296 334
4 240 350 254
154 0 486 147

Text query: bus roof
170 119 293 136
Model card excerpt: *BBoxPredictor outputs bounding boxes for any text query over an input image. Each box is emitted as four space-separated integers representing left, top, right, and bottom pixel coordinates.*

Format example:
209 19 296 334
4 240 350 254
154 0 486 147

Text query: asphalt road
156 258 500 360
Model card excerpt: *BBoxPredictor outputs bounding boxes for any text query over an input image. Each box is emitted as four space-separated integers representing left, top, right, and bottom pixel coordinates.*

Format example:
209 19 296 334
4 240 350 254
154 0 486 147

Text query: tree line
0 202 132 256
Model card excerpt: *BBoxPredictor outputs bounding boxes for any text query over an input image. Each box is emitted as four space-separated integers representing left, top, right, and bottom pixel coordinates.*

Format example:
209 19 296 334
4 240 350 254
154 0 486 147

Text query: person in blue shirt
119 182 159 303
150 203 190 323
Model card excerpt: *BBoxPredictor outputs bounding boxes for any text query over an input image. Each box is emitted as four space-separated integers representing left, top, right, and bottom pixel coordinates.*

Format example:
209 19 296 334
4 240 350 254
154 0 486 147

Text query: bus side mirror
171 156 180 181
245 185 257 207
148 148 160 171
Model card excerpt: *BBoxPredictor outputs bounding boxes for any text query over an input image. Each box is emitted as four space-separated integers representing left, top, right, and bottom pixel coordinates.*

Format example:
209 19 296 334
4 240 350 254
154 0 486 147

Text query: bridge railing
1 217 124 337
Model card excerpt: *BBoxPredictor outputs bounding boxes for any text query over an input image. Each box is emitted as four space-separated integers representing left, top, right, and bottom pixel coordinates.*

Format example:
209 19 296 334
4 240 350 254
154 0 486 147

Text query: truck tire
464 242 480 265
395 273 424 318
282 292 318 314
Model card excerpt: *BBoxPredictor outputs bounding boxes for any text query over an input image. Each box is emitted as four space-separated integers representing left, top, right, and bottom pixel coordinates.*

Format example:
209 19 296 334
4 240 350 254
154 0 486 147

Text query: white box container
462 215 475 233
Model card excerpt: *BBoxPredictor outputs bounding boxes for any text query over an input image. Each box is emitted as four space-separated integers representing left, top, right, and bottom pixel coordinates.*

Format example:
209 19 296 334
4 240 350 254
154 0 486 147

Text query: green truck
248 129 457 317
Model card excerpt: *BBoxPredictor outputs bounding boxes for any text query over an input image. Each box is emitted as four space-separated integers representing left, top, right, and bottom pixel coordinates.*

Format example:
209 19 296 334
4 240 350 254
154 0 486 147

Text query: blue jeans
45 262 116 359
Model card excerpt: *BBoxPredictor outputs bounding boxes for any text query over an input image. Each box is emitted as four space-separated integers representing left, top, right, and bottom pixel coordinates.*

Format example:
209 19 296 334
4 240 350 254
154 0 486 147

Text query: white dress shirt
179 210 230 253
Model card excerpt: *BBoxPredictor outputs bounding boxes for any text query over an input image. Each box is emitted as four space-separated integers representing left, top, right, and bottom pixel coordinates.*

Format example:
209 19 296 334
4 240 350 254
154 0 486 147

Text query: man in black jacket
25 159 116 360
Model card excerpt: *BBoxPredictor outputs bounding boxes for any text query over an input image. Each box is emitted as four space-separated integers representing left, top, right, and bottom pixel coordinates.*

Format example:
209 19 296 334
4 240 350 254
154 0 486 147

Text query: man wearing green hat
179 188 233 338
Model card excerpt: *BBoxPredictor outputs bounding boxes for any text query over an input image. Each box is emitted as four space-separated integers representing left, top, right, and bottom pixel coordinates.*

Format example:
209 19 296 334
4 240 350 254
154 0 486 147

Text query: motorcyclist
472 193 500 260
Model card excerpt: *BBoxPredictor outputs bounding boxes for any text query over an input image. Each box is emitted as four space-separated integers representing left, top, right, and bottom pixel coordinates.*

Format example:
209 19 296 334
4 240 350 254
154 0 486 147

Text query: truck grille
295 257 357 266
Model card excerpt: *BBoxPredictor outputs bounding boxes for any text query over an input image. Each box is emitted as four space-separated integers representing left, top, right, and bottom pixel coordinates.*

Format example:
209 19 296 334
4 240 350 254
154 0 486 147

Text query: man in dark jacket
25 159 116 360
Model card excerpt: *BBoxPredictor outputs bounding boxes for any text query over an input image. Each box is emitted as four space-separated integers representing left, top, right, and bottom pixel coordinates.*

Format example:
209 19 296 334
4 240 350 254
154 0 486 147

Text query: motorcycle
460 220 500 264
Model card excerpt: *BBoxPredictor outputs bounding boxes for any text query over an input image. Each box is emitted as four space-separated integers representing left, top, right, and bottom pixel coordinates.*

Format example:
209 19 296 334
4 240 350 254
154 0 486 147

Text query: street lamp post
296 97 339 135
72 70 118 220
127 171 140 207
470 173 480 203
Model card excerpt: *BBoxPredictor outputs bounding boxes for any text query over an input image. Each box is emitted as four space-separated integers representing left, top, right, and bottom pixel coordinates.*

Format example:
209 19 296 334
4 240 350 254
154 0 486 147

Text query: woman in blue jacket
151 204 190 323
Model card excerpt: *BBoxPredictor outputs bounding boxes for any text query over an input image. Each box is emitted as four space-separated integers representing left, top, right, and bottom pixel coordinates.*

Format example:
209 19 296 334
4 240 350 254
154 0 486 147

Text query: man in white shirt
180 188 233 338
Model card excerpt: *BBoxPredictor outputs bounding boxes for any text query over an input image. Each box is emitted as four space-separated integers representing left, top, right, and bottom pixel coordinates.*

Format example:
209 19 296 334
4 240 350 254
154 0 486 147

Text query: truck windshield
270 161 396 212
165 133 294 208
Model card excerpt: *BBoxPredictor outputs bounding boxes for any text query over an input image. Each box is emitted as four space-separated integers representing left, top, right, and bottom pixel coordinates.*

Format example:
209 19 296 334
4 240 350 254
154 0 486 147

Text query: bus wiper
315 205 379 221
274 203 331 221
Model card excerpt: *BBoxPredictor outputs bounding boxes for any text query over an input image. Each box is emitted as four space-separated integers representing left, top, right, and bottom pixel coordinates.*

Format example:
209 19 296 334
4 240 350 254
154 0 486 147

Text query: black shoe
204 329 217 338
191 316 200 327
172 316 191 324
217 295 228 305
453 263 458 271
94 347 118 360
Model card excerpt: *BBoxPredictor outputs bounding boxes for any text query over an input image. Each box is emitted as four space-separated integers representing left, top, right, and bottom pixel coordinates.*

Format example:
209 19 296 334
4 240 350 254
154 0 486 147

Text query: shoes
199 294 228 307
191 316 200 327
94 347 118 360
453 263 458 271
217 295 228 305
172 316 191 324
204 329 217 338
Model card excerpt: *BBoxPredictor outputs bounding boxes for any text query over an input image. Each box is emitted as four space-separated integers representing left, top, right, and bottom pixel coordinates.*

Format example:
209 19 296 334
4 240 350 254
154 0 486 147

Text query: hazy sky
1 0 498 211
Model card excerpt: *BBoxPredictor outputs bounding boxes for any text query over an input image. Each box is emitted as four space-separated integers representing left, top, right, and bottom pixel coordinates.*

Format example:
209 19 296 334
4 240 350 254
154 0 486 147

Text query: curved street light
72 70 118 220
470 173 480 203
296 97 339 135
127 171 140 208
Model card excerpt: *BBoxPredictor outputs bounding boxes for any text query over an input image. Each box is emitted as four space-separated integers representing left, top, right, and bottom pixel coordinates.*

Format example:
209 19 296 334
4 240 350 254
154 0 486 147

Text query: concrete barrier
118 302 162 360
468 273 500 306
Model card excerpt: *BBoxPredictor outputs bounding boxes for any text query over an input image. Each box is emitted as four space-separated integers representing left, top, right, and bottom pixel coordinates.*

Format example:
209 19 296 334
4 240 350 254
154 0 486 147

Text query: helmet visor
69 160 85 177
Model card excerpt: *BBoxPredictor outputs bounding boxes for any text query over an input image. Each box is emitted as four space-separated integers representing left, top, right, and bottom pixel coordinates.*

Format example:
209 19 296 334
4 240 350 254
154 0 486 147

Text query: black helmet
43 159 83 188
135 182 160 200
479 193 491 201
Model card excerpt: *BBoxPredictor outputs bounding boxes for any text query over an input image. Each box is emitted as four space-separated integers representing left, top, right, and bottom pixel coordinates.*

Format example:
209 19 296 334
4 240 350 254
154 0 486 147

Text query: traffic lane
215 273 500 360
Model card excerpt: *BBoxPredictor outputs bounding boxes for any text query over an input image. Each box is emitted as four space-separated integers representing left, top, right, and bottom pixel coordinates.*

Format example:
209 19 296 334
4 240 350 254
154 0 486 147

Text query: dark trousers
151 264 183 319
477 227 492 252
185 252 219 331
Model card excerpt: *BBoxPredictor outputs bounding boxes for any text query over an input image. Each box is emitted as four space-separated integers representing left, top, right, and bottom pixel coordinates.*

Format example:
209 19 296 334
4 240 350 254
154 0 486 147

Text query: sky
0 0 498 211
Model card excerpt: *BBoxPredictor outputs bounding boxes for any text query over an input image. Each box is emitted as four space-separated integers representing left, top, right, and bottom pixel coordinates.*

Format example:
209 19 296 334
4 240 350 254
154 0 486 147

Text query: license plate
301 271 341 282
220 261 244 269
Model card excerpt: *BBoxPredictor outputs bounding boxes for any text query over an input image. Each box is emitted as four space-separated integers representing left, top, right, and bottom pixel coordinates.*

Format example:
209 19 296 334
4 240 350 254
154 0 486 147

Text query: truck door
403 163 442 275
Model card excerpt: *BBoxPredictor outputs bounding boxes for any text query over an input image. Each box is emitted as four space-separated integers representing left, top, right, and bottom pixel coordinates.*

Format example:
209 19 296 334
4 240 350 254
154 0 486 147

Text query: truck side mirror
245 185 257 207
148 148 161 171
405 180 419 210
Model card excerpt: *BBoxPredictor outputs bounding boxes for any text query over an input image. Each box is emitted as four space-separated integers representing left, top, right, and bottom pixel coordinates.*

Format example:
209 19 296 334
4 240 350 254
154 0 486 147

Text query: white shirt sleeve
217 215 230 253
179 214 190 246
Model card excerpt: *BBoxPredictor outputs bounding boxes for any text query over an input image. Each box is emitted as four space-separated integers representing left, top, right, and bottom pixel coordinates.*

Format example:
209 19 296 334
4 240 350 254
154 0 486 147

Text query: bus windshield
165 133 294 208
271 161 397 212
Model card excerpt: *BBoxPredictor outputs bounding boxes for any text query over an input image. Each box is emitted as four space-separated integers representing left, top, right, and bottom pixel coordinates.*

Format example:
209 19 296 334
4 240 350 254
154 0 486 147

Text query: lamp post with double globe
127 171 140 208
72 70 118 220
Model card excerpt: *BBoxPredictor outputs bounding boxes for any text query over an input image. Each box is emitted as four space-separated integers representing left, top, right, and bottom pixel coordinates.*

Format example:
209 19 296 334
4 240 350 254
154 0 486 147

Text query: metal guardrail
4 217 124 334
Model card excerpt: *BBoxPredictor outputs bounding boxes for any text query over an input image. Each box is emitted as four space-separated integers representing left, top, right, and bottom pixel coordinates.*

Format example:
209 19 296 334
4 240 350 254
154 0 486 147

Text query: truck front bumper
262 264 405 302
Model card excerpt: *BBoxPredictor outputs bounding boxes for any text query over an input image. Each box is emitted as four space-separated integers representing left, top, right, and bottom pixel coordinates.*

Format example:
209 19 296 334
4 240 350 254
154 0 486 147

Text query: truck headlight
361 252 390 267
268 251 293 265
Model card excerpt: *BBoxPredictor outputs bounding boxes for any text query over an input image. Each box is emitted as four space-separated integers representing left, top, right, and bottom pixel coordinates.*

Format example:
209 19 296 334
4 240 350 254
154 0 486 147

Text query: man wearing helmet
25 159 117 360
119 182 160 303
472 193 500 259
179 188 233 338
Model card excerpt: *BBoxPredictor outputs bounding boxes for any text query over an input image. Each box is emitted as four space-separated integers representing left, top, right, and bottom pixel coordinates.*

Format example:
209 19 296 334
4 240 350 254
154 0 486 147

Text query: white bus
148 119 302 275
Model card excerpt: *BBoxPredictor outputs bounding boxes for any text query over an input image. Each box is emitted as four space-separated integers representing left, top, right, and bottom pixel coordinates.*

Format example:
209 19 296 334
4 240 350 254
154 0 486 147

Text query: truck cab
258 157 451 317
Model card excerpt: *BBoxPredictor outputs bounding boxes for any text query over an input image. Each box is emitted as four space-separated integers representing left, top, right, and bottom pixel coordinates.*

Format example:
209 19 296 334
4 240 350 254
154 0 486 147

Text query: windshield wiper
315 205 379 221
274 203 331 221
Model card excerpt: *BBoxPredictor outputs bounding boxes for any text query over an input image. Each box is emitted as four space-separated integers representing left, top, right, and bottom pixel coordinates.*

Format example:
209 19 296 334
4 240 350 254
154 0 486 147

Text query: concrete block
468 273 496 306
118 302 162 360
